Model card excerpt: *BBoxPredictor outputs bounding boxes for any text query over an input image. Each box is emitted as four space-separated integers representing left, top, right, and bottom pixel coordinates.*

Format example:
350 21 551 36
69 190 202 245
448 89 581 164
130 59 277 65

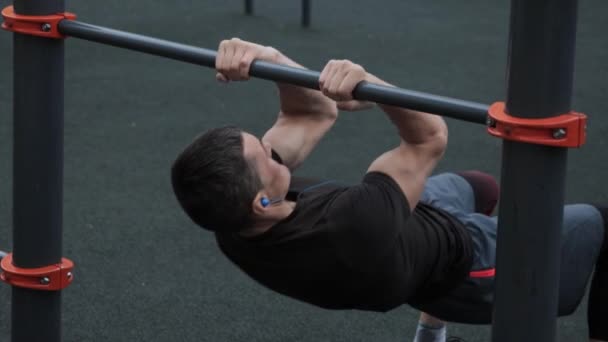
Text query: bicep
262 112 335 170
367 140 445 210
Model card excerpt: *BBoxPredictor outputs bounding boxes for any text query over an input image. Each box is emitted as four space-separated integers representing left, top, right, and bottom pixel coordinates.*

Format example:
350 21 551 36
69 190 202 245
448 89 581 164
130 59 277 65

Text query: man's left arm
261 53 338 171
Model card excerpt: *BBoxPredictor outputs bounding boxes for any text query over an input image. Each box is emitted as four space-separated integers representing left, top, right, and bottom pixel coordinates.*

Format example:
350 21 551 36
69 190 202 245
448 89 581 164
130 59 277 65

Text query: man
171 38 607 342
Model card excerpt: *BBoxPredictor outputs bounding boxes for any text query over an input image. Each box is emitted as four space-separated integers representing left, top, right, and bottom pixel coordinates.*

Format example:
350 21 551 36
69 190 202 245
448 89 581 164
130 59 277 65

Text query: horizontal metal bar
58 19 489 124
0 250 7 259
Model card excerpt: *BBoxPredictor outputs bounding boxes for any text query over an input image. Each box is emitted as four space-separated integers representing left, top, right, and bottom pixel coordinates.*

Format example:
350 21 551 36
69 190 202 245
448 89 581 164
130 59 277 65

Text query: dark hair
171 126 262 232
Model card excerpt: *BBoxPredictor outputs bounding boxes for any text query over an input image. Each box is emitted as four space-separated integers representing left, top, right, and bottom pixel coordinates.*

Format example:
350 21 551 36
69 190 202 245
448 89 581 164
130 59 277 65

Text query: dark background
0 0 606 341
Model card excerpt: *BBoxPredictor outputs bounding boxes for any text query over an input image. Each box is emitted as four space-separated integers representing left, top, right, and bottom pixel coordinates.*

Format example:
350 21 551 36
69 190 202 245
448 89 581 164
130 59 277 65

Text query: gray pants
412 173 605 324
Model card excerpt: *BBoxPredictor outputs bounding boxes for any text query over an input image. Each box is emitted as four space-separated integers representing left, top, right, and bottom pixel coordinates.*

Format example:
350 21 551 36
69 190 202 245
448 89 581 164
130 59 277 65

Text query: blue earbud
260 197 282 207
261 197 270 207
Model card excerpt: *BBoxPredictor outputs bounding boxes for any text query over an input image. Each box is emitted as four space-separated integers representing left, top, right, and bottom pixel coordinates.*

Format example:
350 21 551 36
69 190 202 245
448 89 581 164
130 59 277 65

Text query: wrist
264 47 285 64
364 73 391 87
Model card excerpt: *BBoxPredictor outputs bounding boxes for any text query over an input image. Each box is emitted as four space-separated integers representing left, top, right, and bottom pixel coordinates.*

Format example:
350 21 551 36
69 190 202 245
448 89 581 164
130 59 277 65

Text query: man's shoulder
334 172 411 215
287 177 349 201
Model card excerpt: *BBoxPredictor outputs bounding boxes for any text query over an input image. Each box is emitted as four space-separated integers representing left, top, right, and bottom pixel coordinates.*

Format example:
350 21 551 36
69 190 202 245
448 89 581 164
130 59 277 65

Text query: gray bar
13 36 64 268
492 0 578 341
505 0 577 117
11 0 65 341
58 19 489 124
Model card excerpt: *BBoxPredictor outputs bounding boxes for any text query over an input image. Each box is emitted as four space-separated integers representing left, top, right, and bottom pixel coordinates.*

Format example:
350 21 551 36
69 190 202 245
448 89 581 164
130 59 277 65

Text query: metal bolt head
486 117 497 128
40 277 51 285
41 23 52 32
552 128 567 139
67 272 73 279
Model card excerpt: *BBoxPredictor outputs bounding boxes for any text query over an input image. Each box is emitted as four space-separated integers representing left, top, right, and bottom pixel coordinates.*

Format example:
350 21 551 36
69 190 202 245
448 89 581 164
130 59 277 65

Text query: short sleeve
326 172 411 272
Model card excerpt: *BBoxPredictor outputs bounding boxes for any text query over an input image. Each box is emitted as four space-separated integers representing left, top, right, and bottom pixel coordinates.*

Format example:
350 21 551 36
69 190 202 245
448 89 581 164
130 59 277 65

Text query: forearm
259 52 338 171
273 53 338 119
366 74 447 147
381 105 448 148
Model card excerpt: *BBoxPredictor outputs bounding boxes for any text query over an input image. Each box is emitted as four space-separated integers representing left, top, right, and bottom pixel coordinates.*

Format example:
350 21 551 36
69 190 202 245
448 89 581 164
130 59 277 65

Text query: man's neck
239 200 296 238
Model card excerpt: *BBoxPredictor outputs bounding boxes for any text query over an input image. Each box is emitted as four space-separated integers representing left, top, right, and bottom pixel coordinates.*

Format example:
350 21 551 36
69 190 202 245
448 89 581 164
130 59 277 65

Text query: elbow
437 121 449 148
317 104 339 126
433 130 448 157
427 124 448 157
306 101 338 122
323 102 339 121
328 108 339 123
436 117 449 146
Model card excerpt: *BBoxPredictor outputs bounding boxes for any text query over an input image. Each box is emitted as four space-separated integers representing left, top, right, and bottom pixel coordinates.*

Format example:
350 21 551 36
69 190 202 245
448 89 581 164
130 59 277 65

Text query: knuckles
324 59 365 75
337 89 351 99
239 58 249 68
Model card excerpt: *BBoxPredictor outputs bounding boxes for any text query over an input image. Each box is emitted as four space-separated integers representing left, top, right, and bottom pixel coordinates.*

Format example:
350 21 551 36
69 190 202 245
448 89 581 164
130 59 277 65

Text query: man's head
171 126 291 233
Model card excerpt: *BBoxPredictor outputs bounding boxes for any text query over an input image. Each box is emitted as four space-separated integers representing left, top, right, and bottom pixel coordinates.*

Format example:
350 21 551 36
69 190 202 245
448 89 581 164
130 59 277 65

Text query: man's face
241 132 291 200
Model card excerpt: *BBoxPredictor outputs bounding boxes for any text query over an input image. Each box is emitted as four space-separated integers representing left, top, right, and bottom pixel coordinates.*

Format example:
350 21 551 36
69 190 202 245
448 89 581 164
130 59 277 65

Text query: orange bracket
1 5 76 39
0 253 74 291
487 102 587 148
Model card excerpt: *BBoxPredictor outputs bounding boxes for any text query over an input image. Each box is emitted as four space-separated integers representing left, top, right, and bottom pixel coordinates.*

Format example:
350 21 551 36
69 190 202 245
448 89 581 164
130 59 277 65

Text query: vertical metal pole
11 0 65 341
244 0 253 15
301 0 311 28
492 0 579 341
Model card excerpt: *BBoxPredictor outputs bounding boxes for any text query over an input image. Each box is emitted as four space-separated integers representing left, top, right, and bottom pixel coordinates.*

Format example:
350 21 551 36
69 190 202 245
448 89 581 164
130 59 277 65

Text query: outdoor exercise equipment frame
0 0 587 341
245 0 312 28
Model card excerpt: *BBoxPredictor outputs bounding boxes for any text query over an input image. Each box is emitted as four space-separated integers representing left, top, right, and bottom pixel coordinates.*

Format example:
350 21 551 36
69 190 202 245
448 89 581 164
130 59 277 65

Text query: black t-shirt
216 172 474 312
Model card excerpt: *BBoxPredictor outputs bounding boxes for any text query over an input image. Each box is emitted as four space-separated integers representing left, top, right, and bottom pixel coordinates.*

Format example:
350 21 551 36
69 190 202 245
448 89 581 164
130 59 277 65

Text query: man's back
216 173 473 312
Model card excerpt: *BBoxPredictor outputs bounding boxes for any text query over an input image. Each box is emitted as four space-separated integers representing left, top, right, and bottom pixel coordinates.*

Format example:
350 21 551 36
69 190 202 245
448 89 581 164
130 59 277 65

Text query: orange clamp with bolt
0 253 74 291
487 102 587 148
1 5 76 39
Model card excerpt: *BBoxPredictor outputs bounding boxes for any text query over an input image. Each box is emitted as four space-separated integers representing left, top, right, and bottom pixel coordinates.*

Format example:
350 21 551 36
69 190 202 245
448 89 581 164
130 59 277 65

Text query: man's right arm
215 38 338 171
319 60 448 211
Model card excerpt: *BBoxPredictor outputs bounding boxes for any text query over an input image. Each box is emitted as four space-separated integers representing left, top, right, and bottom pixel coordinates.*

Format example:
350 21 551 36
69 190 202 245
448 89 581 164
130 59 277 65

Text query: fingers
336 100 358 111
238 49 257 80
216 39 233 80
216 39 238 80
230 47 247 80
319 60 366 102
215 38 276 82
216 73 228 83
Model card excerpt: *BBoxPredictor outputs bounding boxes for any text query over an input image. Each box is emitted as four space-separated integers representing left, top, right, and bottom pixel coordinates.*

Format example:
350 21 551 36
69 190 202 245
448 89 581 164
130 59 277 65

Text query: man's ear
252 192 268 216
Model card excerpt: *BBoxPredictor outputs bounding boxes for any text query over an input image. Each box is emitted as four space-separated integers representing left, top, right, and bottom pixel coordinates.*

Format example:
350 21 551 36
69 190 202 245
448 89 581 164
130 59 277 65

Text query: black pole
492 0 578 341
244 0 253 15
11 0 65 341
301 0 311 28
57 20 489 124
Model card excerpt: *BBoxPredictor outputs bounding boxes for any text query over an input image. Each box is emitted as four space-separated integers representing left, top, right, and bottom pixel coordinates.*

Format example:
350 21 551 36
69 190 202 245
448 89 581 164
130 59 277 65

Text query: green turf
0 0 607 341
